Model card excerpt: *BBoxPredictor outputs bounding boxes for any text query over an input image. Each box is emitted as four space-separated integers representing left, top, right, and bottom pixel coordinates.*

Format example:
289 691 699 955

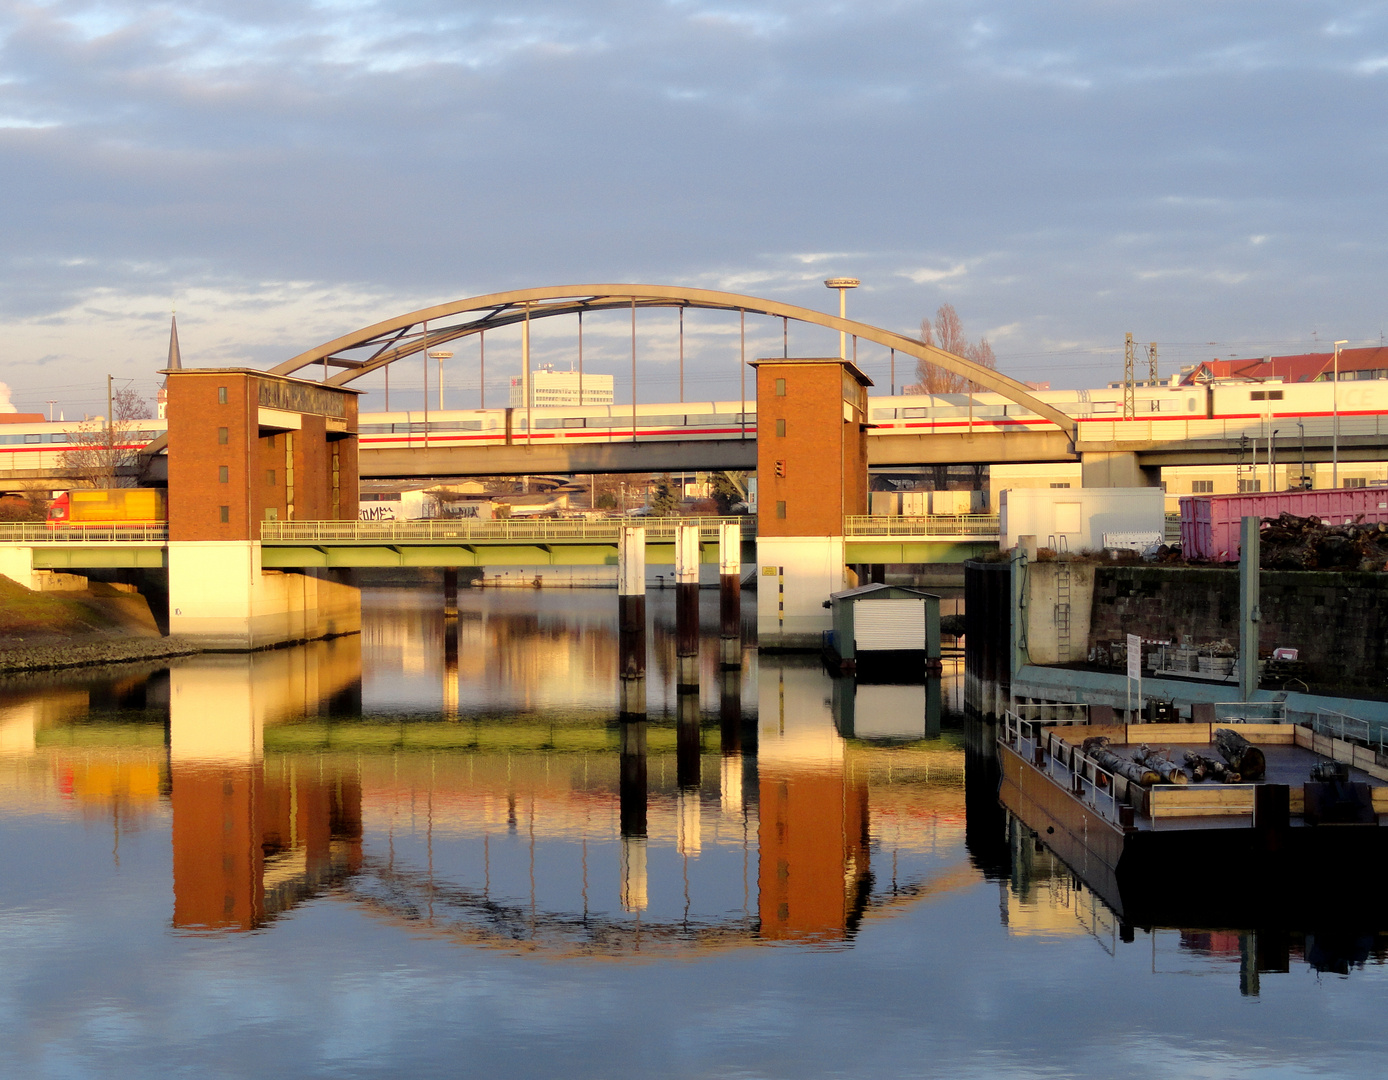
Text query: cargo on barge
998 710 1388 925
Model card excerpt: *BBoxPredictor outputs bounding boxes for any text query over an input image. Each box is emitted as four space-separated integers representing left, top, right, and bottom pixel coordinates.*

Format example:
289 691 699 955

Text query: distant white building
509 366 615 407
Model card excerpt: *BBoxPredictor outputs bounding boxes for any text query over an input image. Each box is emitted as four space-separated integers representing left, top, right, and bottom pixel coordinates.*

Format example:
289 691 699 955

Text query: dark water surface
2 588 1386 1079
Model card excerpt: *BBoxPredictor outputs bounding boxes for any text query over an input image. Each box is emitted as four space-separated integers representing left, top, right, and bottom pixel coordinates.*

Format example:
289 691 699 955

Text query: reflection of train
47 488 167 527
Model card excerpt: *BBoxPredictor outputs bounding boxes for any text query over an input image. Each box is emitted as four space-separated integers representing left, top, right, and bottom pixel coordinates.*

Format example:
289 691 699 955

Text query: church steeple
159 312 181 421
166 313 182 372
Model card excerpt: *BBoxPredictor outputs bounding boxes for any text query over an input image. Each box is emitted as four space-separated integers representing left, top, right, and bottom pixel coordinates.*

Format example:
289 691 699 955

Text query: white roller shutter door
854 599 926 651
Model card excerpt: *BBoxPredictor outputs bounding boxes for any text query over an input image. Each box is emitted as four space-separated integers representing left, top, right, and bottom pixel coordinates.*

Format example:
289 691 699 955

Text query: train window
562 418 586 428
902 408 928 419
358 424 391 434
0 435 19 445
871 410 897 421
534 419 563 429
48 434 66 443
685 414 717 426
217 387 228 404
736 414 753 425
1093 402 1117 414
1250 390 1285 401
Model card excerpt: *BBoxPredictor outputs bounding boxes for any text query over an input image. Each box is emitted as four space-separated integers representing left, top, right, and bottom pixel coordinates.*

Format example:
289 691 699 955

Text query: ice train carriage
355 379 1388 451
0 420 168 495
0 375 1384 487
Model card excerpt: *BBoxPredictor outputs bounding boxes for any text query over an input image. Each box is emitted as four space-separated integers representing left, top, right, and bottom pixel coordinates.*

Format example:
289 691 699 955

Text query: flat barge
998 713 1388 925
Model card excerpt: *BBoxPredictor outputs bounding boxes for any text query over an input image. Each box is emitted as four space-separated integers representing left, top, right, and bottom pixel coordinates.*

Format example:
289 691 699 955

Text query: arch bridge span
267 284 1078 440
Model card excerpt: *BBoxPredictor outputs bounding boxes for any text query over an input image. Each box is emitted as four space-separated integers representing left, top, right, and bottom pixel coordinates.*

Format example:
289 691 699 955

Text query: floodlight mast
824 278 860 360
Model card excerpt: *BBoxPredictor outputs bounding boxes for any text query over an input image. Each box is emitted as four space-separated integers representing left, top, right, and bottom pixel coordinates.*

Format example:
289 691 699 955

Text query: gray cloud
3 1 1388 411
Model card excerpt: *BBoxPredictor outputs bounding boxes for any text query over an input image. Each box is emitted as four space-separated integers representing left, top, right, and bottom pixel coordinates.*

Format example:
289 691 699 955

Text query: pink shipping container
1179 489 1388 562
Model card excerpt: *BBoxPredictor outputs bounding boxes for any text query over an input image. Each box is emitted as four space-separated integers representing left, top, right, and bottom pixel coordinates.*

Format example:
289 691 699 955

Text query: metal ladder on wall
1050 535 1071 663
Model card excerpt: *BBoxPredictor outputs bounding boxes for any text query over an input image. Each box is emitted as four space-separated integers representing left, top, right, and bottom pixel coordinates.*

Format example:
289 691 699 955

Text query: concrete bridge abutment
1079 451 1161 488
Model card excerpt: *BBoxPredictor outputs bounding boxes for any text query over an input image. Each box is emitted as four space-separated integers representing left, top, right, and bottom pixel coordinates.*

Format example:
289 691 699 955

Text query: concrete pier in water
675 524 701 689
719 521 741 668
618 526 646 720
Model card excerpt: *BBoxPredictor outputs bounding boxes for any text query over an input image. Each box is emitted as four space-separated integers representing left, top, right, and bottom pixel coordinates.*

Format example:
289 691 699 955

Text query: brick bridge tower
164 369 361 648
750 357 871 648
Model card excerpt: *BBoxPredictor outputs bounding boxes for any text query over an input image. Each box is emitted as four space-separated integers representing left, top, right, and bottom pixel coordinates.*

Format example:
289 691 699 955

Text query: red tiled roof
1180 346 1388 385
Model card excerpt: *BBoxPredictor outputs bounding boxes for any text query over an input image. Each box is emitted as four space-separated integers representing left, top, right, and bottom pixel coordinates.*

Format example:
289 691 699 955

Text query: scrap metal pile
1259 512 1388 571
1080 728 1266 787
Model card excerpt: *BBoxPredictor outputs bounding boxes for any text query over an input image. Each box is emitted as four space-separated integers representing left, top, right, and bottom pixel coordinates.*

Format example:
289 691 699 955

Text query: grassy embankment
0 574 200 672
0 574 122 640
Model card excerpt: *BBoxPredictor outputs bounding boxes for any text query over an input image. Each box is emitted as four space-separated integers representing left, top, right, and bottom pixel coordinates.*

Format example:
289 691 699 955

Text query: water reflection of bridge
0 640 977 950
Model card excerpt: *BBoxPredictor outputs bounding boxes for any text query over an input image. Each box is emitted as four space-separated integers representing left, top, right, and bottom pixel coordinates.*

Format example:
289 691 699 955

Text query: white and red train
2 377 1385 483
354 379 1388 450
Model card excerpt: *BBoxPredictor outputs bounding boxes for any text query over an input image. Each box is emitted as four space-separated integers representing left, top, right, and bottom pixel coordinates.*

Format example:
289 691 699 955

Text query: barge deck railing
1312 709 1383 758
1214 701 1288 724
1002 710 1123 826
1013 701 1090 726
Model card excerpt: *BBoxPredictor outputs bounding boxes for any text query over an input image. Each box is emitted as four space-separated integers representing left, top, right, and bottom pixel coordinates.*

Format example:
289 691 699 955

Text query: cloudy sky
3 0 1387 415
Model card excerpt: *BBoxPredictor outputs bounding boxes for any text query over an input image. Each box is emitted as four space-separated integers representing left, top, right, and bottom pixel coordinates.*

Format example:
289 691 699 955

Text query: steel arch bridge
267 284 1077 440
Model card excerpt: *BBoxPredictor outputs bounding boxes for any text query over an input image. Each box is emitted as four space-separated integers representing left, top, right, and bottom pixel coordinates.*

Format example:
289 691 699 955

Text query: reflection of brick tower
757 772 870 941
172 763 363 932
172 765 265 931
750 358 871 647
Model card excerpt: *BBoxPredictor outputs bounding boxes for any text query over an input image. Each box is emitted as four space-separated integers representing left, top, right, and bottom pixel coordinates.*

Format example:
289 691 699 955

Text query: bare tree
908 304 997 491
909 303 997 395
61 387 151 488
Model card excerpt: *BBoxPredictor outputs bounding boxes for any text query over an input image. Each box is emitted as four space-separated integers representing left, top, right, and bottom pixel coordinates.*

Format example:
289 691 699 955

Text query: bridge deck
0 517 1002 570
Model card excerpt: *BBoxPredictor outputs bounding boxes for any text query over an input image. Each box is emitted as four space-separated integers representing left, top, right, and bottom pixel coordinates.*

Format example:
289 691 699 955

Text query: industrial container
1179 489 1388 562
47 488 166 526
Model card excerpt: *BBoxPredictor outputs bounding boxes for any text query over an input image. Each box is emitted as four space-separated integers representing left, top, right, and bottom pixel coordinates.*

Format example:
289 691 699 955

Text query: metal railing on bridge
0 522 168 543
842 514 1000 537
260 516 755 544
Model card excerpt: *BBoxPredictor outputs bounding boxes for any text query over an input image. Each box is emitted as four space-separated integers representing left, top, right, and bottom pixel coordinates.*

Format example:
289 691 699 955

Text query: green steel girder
844 540 997 564
32 547 168 570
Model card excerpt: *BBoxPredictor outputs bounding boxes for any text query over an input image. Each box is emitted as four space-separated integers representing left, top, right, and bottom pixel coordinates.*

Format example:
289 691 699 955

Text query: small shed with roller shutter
827 583 940 674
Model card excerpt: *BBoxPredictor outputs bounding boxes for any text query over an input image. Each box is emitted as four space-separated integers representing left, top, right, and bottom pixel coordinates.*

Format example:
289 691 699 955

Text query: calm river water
2 587 1386 1078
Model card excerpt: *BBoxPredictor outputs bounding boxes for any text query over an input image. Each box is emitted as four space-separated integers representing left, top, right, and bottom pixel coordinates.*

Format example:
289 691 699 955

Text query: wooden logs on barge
1072 731 1265 787
1133 745 1189 785
1183 751 1239 784
1213 727 1266 781
1082 737 1161 786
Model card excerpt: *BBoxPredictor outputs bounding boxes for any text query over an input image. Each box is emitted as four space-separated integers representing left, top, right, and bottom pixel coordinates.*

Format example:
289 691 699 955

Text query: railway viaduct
0 284 1234 647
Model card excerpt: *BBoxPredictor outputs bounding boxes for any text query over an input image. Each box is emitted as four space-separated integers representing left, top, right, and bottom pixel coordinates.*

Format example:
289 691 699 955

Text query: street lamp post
824 278 860 360
429 351 454 411
1333 340 1348 488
